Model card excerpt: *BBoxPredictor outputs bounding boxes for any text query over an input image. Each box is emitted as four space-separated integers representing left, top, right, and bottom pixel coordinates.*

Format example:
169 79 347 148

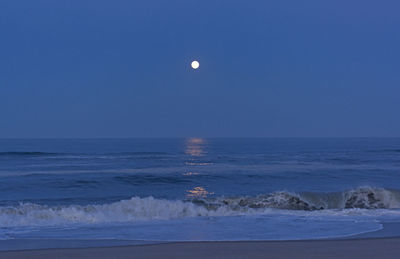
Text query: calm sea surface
0 138 400 243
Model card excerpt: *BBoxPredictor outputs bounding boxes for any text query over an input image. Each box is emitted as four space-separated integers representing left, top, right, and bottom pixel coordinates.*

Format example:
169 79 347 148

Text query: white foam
0 197 254 227
1 187 400 227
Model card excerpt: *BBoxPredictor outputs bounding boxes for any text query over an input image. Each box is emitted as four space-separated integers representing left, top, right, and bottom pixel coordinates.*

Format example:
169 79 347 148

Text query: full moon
191 60 200 69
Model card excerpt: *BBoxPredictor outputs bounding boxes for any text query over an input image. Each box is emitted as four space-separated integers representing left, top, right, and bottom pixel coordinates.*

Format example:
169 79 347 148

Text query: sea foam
0 187 399 227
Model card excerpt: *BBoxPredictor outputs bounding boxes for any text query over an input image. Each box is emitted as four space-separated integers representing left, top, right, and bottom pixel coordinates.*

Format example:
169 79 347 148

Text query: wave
113 175 192 185
0 187 399 227
0 152 60 157
0 151 170 159
109 152 169 155
0 197 215 227
196 187 400 211
367 149 400 153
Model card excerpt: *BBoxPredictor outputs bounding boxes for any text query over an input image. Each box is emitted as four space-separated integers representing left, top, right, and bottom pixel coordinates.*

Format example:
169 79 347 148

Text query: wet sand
1 238 399 259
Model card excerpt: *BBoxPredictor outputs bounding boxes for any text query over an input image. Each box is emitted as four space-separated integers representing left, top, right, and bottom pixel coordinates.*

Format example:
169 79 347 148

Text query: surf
0 187 399 227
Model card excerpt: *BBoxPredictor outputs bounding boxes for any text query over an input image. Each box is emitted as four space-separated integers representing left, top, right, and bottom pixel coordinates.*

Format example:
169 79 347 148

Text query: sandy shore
0 238 399 259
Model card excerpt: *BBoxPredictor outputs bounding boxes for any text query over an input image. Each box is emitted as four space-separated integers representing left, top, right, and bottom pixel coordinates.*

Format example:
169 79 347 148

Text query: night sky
1 0 399 138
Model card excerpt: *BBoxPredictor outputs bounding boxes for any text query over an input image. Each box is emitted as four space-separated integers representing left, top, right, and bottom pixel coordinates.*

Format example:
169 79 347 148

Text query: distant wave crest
0 187 399 227
0 152 60 157
0 151 169 158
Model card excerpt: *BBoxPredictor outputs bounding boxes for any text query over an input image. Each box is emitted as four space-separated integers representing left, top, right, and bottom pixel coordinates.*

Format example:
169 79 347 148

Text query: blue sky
1 0 399 137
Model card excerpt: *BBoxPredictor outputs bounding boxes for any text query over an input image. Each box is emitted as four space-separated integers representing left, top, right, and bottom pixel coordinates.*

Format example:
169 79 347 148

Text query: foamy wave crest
0 197 244 227
0 187 399 227
344 187 400 209
196 187 400 211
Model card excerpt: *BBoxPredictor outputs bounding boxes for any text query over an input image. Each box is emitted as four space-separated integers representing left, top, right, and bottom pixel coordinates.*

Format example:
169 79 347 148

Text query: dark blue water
0 138 400 242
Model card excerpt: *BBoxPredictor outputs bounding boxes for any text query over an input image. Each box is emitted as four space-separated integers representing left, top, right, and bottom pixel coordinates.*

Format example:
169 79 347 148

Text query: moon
191 60 200 69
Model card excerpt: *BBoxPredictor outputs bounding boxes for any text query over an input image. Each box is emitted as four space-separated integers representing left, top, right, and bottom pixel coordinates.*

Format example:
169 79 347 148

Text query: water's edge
0 222 397 252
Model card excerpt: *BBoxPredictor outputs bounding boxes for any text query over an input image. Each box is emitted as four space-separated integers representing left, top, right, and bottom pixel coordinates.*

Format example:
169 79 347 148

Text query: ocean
0 138 400 246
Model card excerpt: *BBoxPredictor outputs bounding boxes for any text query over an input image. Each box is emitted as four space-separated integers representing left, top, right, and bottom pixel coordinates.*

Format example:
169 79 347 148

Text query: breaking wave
0 187 399 227
196 187 400 211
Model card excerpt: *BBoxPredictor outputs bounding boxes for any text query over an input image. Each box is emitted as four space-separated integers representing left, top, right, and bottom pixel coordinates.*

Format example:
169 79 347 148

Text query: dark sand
1 238 399 259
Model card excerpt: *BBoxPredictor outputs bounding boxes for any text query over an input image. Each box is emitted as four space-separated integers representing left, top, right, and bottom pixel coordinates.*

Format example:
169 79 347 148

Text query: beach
1 238 399 259
1 139 400 254
2 0 400 256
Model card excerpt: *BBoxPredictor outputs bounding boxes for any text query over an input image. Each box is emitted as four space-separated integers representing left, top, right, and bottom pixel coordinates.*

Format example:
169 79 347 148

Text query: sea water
0 138 399 246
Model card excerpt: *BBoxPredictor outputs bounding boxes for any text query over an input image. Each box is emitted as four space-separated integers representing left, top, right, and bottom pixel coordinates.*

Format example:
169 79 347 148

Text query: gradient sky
1 0 400 138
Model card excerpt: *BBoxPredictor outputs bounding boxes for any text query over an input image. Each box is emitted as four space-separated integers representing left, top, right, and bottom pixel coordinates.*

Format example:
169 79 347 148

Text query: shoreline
1 238 400 259
2 221 399 251
1 222 399 258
